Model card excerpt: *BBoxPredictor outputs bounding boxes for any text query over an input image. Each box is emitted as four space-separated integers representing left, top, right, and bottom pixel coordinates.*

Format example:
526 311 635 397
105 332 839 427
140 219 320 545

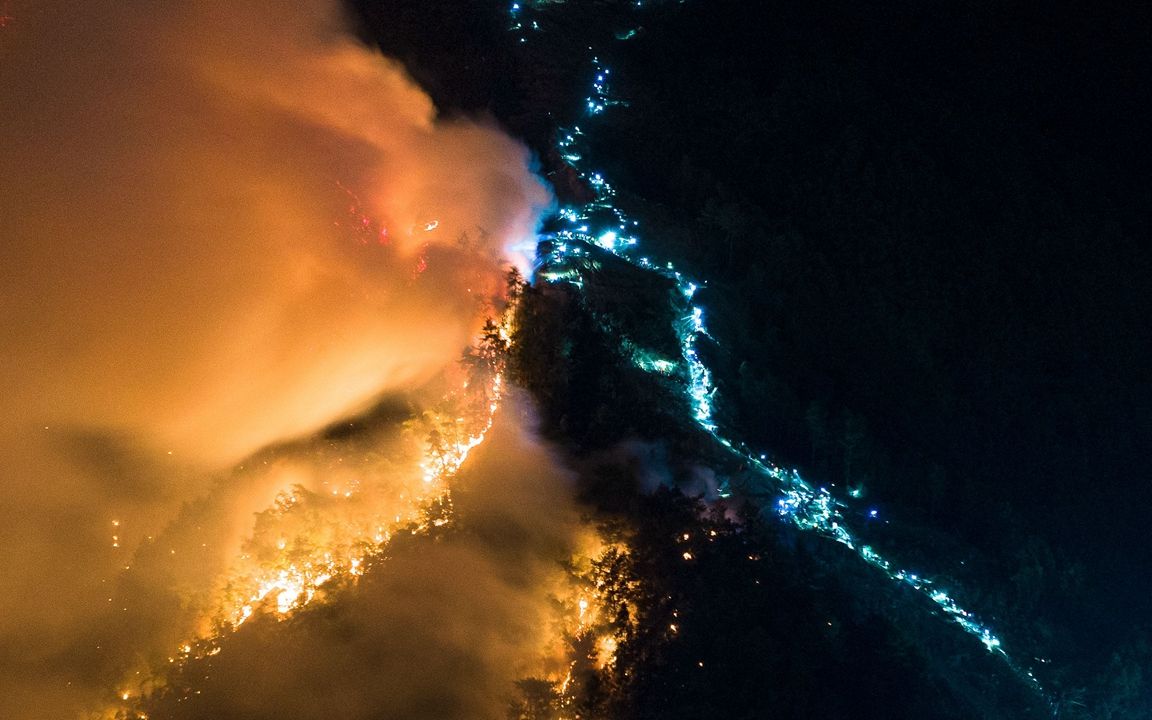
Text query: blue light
515 0 1045 699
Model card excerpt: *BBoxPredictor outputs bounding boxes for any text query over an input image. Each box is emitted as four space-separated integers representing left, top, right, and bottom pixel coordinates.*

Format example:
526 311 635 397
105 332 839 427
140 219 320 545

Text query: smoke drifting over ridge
0 1 551 717
143 403 587 720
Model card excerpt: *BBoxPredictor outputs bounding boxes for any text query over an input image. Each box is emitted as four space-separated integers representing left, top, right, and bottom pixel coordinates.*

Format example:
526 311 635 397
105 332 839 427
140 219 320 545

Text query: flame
521 533 636 719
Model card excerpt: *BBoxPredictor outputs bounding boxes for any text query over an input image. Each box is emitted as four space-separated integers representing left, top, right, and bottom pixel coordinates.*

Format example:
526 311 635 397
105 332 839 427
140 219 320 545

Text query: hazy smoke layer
0 1 548 717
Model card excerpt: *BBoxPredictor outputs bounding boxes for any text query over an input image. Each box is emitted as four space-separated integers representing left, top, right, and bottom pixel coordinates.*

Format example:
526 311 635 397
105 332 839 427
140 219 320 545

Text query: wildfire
103 298 519 718
535 535 636 719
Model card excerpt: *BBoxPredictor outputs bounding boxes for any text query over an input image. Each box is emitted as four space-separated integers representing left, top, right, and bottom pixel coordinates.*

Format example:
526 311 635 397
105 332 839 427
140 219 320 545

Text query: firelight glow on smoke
0 1 549 718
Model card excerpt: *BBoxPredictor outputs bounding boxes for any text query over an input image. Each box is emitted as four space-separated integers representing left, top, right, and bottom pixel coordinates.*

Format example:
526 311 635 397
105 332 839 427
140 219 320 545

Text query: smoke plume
0 1 550 717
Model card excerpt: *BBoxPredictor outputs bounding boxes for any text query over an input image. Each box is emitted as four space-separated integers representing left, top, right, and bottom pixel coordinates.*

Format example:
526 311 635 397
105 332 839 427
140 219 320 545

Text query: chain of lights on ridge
510 0 1047 699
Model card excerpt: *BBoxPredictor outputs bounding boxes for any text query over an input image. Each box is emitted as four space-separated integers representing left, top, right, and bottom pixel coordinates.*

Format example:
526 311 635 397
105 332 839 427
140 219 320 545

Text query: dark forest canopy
349 0 1151 716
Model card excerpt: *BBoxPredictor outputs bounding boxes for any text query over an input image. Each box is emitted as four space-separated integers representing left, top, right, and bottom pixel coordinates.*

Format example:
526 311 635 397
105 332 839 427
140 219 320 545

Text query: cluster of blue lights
510 0 1046 701
507 2 542 43
586 57 627 115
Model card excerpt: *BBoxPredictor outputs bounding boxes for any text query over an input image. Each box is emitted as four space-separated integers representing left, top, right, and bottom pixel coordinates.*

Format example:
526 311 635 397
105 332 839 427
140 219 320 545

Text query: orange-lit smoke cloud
0 1 549 717
139 401 587 720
